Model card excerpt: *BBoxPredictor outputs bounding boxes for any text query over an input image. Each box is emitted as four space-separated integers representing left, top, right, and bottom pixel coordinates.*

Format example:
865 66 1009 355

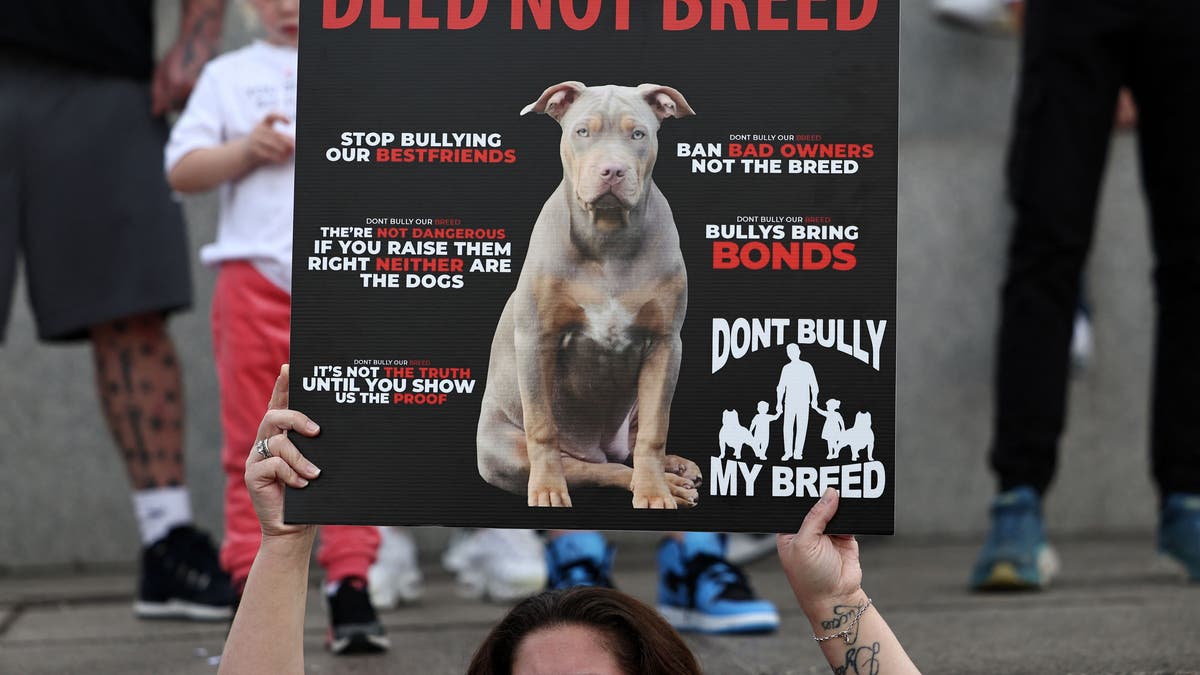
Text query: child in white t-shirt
164 0 388 655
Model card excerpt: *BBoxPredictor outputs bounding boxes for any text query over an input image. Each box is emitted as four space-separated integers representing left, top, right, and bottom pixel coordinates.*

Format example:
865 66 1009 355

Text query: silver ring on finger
255 437 273 460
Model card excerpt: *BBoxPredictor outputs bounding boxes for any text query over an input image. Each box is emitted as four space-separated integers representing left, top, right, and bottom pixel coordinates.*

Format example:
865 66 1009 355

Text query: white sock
133 487 193 545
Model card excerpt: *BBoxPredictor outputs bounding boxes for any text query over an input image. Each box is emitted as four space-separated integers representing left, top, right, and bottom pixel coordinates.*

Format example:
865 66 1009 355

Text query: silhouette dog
840 411 875 461
718 409 759 460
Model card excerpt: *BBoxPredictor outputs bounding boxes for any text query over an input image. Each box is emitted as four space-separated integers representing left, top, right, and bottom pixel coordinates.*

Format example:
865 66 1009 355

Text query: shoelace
551 557 613 588
162 528 222 590
990 500 1032 544
685 553 755 602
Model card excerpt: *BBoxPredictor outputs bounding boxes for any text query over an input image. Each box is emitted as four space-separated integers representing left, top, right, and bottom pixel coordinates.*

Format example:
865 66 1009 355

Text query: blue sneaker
970 486 1059 591
1158 493 1200 582
657 533 779 634
546 532 615 589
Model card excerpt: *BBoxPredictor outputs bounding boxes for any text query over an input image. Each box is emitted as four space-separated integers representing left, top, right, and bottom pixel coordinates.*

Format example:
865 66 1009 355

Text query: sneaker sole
328 632 391 655
133 599 232 621
456 571 547 603
973 546 1060 591
657 605 780 634
1154 551 1200 583
931 10 1017 36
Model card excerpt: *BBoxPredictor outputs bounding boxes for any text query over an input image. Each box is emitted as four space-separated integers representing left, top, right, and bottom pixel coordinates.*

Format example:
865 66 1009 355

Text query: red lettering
408 0 439 28
371 0 402 28
614 0 630 29
323 0 363 28
663 0 703 30
740 242 770 269
772 241 800 269
513 0 551 29
796 0 828 30
712 0 750 30
448 0 488 29
803 242 830 269
758 0 788 30
838 0 876 30
712 241 740 269
561 0 602 30
831 242 857 270
713 241 855 270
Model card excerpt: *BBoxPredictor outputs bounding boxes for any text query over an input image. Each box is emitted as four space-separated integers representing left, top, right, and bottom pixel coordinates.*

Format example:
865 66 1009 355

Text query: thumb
267 364 290 410
798 487 840 541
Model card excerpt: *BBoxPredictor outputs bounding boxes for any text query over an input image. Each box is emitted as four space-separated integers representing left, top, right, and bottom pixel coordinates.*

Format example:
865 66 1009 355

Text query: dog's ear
521 81 587 121
637 84 696 121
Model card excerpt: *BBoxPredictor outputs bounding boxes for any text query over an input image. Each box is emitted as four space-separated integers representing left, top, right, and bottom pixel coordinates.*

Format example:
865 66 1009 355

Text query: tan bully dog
476 82 702 509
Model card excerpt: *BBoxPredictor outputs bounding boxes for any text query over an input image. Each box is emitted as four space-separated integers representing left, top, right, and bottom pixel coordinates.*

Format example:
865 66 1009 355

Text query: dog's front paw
664 454 702 487
631 472 678 509
527 471 573 507
665 473 698 508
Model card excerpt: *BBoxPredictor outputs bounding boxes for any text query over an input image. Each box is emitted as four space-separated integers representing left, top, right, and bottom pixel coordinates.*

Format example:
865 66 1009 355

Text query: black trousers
991 0 1200 497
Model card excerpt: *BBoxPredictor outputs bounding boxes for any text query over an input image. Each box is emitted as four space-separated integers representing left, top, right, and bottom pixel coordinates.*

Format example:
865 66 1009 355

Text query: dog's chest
573 296 637 352
555 265 649 354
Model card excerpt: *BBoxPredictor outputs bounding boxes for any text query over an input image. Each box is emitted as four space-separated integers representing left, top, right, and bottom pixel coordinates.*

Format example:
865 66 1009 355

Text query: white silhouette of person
776 344 819 461
748 400 780 460
814 398 846 459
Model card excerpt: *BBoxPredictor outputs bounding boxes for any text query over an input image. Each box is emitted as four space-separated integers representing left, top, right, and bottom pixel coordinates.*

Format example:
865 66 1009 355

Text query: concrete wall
0 1 1161 570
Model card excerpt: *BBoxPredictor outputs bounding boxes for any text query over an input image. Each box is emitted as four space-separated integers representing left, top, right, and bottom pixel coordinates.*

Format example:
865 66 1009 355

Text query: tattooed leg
91 314 185 490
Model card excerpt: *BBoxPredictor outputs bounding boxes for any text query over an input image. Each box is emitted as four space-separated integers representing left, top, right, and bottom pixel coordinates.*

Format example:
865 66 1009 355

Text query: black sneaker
135 525 235 621
327 577 390 655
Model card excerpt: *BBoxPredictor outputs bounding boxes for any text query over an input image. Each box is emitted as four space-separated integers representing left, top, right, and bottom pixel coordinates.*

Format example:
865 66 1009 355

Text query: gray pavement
1 535 1196 674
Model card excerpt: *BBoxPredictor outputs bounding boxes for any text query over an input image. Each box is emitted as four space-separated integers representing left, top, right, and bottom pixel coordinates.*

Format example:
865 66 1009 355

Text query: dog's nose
598 163 627 184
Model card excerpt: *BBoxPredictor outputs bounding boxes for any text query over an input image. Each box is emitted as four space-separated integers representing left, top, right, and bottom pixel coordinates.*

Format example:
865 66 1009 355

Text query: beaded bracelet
812 598 873 645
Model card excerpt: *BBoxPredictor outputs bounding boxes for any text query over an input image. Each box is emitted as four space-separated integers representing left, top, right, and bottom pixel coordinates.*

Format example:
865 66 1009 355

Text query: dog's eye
632 130 646 140
576 128 589 137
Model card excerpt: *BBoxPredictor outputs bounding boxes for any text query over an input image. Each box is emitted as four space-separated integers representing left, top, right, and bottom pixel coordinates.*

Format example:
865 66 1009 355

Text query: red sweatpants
213 262 378 585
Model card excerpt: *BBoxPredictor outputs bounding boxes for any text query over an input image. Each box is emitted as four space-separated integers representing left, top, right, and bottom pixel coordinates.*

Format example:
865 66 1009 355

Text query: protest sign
288 0 897 533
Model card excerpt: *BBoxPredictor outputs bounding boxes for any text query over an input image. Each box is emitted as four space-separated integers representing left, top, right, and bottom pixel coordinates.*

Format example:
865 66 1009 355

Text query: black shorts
0 53 192 342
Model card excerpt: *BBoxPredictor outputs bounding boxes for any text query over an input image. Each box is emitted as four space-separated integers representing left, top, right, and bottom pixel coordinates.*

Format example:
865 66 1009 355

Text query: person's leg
318 525 390 654
989 0 1128 495
1126 4 1200 502
795 407 809 458
92 315 197 548
781 408 795 460
974 0 1131 591
91 315 185 489
1129 1 1200 581
211 263 292 587
13 59 222 616
316 526 381 585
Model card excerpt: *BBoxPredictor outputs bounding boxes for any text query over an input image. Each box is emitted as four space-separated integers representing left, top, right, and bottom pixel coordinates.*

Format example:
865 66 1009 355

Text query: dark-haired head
466 586 702 675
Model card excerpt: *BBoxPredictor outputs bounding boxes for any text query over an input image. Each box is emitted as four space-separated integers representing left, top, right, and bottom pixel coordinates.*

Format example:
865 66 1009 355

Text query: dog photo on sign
476 81 703 509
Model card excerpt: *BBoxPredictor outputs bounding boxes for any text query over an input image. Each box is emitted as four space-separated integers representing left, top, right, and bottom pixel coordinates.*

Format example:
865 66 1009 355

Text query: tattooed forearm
820 603 867 644
832 641 881 675
180 0 225 66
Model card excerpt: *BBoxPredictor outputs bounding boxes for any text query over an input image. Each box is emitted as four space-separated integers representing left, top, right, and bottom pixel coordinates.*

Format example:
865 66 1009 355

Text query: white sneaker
441 527 474 575
451 529 547 603
368 527 423 610
725 533 779 566
931 0 1018 34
